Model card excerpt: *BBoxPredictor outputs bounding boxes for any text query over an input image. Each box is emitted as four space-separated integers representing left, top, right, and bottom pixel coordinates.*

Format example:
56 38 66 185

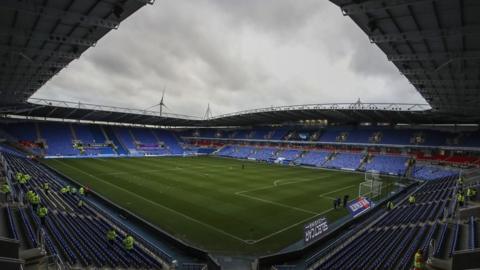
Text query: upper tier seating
317 129 347 143
233 130 251 139
270 128 288 140
251 128 273 140
379 129 413 145
344 129 374 144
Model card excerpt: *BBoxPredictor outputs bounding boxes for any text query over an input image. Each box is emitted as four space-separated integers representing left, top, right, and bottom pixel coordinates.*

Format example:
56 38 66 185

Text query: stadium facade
0 0 479 270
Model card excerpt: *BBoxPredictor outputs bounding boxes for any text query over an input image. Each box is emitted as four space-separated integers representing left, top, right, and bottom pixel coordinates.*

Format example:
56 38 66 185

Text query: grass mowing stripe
51 159 252 244
43 156 379 255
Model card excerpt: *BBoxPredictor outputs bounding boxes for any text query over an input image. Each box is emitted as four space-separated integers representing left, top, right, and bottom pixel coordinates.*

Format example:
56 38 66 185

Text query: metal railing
27 98 202 120
208 102 431 120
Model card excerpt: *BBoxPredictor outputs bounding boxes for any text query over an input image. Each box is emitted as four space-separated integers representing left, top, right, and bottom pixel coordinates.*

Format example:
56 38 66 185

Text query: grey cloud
33 0 426 117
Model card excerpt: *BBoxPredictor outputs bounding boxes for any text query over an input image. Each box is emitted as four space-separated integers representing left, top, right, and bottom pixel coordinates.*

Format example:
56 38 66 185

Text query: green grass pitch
42 156 392 255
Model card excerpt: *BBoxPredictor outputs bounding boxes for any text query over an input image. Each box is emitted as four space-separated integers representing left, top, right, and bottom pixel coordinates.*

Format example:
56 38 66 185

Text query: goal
365 170 381 182
359 171 382 198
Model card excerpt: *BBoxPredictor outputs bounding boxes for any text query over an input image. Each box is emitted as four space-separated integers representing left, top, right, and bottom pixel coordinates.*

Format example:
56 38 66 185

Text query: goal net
365 170 381 182
359 171 382 198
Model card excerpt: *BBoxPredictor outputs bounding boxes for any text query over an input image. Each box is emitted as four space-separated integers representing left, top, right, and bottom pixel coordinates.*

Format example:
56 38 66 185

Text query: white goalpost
359 171 383 198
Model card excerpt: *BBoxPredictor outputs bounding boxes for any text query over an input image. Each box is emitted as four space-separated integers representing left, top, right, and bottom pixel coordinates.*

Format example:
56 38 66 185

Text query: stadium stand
0 0 479 269
295 151 331 167
308 176 459 270
412 165 459 181
276 149 302 162
323 152 364 170
40 123 78 156
1 152 169 269
365 155 408 176
249 147 277 161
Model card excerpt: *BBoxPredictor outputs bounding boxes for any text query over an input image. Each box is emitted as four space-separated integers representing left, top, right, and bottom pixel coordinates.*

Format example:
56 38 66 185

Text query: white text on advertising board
304 218 328 243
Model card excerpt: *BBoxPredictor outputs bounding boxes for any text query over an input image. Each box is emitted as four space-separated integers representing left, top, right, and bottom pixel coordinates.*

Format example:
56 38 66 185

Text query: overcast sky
32 0 426 117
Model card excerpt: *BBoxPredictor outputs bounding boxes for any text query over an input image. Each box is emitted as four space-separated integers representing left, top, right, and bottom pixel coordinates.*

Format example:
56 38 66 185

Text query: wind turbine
144 86 168 117
203 103 213 120
159 87 167 116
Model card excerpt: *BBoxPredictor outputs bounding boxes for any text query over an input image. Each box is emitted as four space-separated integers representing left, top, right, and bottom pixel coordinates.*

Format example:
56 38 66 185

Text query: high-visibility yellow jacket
37 206 48 218
414 251 424 269
1 184 10 193
386 201 394 209
107 230 117 241
409 196 416 203
123 236 134 250
31 194 40 205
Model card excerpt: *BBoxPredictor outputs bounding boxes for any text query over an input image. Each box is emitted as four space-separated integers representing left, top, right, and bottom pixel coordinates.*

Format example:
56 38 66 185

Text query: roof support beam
136 0 156 5
388 51 480 62
340 0 434 15
0 75 52 82
411 79 480 85
0 45 79 59
63 108 79 119
1 61 67 69
421 88 480 94
46 107 58 117
0 71 56 76
0 0 119 29
401 68 480 75
0 28 96 47
369 26 480 43
0 82 42 87
80 110 99 120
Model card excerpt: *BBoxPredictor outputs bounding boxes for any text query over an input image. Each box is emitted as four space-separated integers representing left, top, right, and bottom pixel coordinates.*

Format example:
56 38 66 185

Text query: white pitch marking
236 174 332 194
317 184 356 198
235 192 319 215
54 159 355 246
53 159 252 244
251 207 335 244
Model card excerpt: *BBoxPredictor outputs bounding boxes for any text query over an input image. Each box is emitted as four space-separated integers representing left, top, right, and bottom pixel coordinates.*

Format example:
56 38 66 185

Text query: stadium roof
330 0 480 115
1 0 480 127
0 0 154 106
3 98 480 126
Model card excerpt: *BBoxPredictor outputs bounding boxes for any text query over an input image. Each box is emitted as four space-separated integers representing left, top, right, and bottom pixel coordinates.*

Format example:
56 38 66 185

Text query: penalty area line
318 184 356 199
236 174 332 194
235 192 319 215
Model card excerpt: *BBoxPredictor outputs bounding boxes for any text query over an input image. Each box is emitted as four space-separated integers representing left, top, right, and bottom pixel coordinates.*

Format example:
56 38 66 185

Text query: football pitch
42 156 394 255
